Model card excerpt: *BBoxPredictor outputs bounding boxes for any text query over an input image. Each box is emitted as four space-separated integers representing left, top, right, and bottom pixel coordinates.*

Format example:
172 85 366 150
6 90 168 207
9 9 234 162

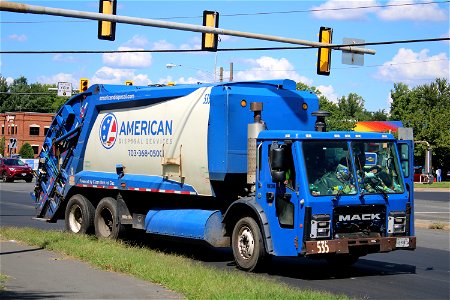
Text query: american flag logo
99 113 118 149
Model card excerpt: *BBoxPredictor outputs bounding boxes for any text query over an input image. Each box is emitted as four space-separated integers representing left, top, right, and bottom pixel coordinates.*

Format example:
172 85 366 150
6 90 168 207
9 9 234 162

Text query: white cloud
6 77 14 85
91 66 152 86
377 0 447 21
158 75 204 85
317 85 340 103
234 56 313 85
218 35 240 43
375 48 449 84
311 0 379 20
152 40 175 50
124 35 150 48
52 54 79 63
8 34 27 42
103 46 152 68
180 36 201 50
36 73 77 86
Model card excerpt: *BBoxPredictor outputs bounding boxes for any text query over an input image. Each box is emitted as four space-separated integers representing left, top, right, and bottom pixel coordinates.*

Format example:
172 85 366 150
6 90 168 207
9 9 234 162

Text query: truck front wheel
232 217 267 272
65 194 95 234
94 197 125 239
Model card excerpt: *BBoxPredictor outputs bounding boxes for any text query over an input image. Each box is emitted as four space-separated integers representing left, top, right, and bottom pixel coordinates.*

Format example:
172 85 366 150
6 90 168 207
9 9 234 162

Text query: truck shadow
265 256 416 280
122 231 417 280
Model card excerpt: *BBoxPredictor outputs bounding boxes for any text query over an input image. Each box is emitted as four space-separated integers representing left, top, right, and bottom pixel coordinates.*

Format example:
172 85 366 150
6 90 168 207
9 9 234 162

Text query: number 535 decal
316 240 330 253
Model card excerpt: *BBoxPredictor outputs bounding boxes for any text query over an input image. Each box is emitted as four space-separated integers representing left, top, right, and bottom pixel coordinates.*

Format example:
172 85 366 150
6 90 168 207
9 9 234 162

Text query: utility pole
229 62 234 82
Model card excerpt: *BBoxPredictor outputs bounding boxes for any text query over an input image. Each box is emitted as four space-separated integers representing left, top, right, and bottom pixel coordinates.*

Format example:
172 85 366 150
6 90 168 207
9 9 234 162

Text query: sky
1 0 449 112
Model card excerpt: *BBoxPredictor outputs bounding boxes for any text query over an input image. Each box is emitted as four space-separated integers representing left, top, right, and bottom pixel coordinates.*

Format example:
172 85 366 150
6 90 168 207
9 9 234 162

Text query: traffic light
125 80 133 86
80 78 89 92
202 10 219 52
98 0 117 41
317 27 333 76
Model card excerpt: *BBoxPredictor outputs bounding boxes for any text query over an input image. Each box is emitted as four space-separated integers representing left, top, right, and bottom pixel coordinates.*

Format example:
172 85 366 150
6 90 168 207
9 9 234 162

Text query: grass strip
0 227 346 300
415 181 450 189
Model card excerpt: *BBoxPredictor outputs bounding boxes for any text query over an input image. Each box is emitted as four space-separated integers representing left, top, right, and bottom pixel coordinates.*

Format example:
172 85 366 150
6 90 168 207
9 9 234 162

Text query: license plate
22 173 26 176
396 237 410 248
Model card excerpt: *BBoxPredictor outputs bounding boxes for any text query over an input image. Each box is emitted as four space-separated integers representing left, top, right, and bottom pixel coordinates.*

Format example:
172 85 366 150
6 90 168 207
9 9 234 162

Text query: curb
414 188 449 192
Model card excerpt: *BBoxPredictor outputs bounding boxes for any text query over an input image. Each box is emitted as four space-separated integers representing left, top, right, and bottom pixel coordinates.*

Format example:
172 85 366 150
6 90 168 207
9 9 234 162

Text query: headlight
310 214 331 238
9 167 16 171
388 211 406 234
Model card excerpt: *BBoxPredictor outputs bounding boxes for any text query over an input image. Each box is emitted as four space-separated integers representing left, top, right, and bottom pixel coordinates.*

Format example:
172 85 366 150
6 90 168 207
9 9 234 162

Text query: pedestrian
436 168 442 182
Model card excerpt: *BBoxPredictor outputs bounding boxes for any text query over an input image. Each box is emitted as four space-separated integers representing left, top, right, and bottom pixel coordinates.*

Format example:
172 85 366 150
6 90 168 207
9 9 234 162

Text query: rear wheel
94 197 126 239
65 194 95 234
232 217 267 272
2 172 7 182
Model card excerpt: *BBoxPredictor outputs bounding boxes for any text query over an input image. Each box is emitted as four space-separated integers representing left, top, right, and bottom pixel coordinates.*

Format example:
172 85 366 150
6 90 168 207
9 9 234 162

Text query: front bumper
10 171 33 180
304 236 416 255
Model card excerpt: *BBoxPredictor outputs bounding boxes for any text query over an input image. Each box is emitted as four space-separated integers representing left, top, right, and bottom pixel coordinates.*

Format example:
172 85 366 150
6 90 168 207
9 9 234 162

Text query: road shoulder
1 239 182 299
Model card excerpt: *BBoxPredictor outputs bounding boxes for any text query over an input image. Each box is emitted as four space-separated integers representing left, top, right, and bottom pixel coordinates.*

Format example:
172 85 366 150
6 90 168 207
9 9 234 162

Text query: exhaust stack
247 102 265 186
312 110 330 132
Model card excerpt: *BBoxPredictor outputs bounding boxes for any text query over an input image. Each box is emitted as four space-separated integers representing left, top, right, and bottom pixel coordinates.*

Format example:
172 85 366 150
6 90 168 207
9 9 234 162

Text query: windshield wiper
374 185 389 201
332 189 344 202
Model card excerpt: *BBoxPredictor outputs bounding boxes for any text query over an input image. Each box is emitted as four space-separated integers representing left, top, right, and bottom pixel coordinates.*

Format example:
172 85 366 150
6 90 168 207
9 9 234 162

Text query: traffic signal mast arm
0 1 375 56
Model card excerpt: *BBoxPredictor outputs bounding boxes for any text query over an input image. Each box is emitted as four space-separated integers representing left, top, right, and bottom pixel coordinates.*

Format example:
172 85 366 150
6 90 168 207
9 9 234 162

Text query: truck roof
257 130 396 141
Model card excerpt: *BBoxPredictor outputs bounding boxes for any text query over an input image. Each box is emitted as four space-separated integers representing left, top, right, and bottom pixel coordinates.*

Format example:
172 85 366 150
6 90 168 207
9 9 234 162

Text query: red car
0 158 34 182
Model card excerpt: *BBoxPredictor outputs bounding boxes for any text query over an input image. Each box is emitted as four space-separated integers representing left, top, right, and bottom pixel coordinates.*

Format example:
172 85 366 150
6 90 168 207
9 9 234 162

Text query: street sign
9 138 17 149
57 82 72 97
342 38 365 66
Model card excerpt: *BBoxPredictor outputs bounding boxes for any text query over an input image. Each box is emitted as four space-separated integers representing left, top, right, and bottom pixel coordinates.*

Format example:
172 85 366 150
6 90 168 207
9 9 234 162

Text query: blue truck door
397 139 415 236
260 141 300 256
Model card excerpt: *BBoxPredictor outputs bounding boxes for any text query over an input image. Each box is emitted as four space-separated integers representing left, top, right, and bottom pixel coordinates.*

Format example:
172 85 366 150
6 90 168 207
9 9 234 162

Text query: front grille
333 205 386 238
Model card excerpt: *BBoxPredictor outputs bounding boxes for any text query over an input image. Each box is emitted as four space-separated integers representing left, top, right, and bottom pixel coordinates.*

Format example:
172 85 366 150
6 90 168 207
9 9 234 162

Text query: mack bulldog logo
99 113 118 149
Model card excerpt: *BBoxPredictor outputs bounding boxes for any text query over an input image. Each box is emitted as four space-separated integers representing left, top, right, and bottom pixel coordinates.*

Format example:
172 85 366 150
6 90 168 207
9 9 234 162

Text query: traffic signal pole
0 1 376 55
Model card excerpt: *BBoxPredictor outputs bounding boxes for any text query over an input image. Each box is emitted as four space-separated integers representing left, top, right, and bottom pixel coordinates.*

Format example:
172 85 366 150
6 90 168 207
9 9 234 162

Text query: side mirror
270 146 286 183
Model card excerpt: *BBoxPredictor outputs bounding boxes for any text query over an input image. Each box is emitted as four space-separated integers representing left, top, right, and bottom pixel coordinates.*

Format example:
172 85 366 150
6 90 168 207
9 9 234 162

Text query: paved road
1 181 449 299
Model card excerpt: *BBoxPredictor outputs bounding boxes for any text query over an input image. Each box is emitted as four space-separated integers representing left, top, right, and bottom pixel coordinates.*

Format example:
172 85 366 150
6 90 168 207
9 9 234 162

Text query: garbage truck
32 79 416 271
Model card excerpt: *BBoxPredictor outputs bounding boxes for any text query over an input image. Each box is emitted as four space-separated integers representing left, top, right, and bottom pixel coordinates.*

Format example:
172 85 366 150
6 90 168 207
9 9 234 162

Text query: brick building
1 112 55 158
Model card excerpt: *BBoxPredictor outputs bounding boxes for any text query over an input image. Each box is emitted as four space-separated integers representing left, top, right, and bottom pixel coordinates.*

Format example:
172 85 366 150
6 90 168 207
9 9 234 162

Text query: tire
94 197 125 239
326 254 359 267
1 172 7 182
25 178 32 183
232 217 267 272
65 194 95 234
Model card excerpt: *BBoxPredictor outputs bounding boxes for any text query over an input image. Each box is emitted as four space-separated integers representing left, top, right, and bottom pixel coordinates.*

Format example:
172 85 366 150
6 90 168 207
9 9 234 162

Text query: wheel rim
68 204 83 233
2 172 6 182
237 225 255 260
97 207 114 237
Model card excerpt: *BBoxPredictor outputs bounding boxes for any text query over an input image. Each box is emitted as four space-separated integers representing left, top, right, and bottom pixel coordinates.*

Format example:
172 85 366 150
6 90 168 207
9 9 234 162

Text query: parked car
0 158 33 182
413 166 423 182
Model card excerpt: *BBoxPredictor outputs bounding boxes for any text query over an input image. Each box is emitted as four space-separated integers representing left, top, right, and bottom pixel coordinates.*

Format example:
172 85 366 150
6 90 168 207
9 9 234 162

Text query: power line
1 0 448 23
1 37 448 54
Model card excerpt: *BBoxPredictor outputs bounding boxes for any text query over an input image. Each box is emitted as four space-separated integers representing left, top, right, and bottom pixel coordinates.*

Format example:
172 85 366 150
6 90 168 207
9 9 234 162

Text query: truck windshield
352 141 404 194
303 141 356 196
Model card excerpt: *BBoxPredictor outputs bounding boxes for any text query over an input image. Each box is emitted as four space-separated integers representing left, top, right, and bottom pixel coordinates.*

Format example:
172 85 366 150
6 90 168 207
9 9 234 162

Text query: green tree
390 78 450 169
0 76 58 113
297 82 372 131
0 136 5 157
371 109 388 121
19 142 35 159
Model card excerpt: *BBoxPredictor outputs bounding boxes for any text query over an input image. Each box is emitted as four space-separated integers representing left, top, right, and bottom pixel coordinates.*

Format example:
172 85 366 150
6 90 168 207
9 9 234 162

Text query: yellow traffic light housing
202 11 219 52
317 27 333 76
98 0 117 41
80 78 89 92
125 80 133 86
